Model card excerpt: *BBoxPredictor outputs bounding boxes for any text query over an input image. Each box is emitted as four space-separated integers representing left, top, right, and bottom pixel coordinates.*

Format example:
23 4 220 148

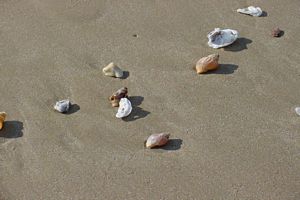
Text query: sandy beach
0 0 299 199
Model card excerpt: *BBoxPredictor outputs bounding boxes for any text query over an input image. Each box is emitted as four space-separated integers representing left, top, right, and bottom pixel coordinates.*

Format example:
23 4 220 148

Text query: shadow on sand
64 104 80 115
0 121 23 138
224 37 252 52
122 96 150 122
206 64 238 75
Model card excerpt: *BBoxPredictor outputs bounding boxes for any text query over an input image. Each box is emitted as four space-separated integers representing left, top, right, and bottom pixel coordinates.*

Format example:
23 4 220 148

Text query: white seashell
102 62 124 78
54 100 70 113
116 98 132 118
237 6 263 17
295 107 300 116
207 28 239 49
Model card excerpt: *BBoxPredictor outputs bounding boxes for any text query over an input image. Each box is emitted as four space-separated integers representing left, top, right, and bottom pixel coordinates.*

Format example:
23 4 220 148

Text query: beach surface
0 0 299 199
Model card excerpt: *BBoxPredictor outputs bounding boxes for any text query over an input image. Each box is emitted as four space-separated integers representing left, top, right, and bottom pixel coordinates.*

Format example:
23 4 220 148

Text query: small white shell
116 98 132 118
102 62 124 78
295 107 300 116
54 100 70 113
207 28 239 49
237 6 263 17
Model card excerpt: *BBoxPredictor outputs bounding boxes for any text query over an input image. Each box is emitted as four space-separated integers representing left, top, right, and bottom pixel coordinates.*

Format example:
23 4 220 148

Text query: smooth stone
145 133 170 148
102 62 124 78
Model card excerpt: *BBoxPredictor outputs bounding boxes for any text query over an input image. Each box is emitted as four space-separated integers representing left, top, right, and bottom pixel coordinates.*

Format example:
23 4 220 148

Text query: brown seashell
195 54 219 74
271 28 282 37
145 133 170 148
109 87 128 107
0 112 7 130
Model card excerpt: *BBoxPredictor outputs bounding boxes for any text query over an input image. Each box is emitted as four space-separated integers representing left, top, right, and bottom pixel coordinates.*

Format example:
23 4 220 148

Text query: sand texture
0 0 300 199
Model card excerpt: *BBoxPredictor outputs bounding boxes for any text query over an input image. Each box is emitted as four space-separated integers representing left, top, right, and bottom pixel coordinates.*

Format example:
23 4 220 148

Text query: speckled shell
145 133 170 148
195 54 219 74
207 28 239 48
109 87 128 107
116 98 132 118
54 100 71 113
0 112 7 130
102 62 124 78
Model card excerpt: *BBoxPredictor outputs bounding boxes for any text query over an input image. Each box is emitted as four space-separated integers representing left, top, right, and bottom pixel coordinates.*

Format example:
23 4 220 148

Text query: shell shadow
64 104 80 115
128 96 144 106
120 71 130 79
273 30 284 37
122 107 150 122
151 139 183 151
206 64 238 75
224 37 252 52
123 96 150 121
260 11 268 17
0 121 23 138
161 139 183 151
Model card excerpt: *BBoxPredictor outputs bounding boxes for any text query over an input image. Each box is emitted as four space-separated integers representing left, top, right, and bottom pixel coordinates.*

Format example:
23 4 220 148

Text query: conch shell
207 28 239 49
109 87 128 107
54 100 71 113
195 54 219 74
237 6 263 17
102 62 124 78
116 98 132 118
145 133 170 148
271 28 282 37
0 112 7 130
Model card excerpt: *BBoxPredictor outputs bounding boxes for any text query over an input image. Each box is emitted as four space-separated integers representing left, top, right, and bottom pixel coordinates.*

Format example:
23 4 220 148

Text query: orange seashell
109 87 128 107
0 112 7 130
145 133 170 148
195 54 219 74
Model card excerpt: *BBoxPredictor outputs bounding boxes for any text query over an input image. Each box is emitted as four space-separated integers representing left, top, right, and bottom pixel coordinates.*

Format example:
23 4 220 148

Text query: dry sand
0 0 300 199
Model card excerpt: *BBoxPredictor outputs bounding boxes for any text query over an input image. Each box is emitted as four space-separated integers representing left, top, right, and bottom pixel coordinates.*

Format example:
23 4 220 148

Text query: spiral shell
109 87 128 107
0 112 7 130
195 54 219 74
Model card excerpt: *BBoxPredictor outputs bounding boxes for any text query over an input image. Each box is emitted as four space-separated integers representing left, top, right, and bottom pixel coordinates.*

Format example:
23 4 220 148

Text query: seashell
0 112 7 130
207 28 239 49
145 133 170 148
195 54 219 74
295 107 300 116
116 98 132 118
237 6 263 17
54 100 71 113
102 62 124 78
109 87 128 107
271 28 282 37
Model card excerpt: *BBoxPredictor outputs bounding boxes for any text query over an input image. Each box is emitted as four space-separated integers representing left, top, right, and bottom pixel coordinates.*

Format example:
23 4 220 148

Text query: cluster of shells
1 5 288 149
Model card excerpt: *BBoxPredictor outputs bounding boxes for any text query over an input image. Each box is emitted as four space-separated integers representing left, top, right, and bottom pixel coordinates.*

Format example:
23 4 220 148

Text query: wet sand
0 0 299 199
